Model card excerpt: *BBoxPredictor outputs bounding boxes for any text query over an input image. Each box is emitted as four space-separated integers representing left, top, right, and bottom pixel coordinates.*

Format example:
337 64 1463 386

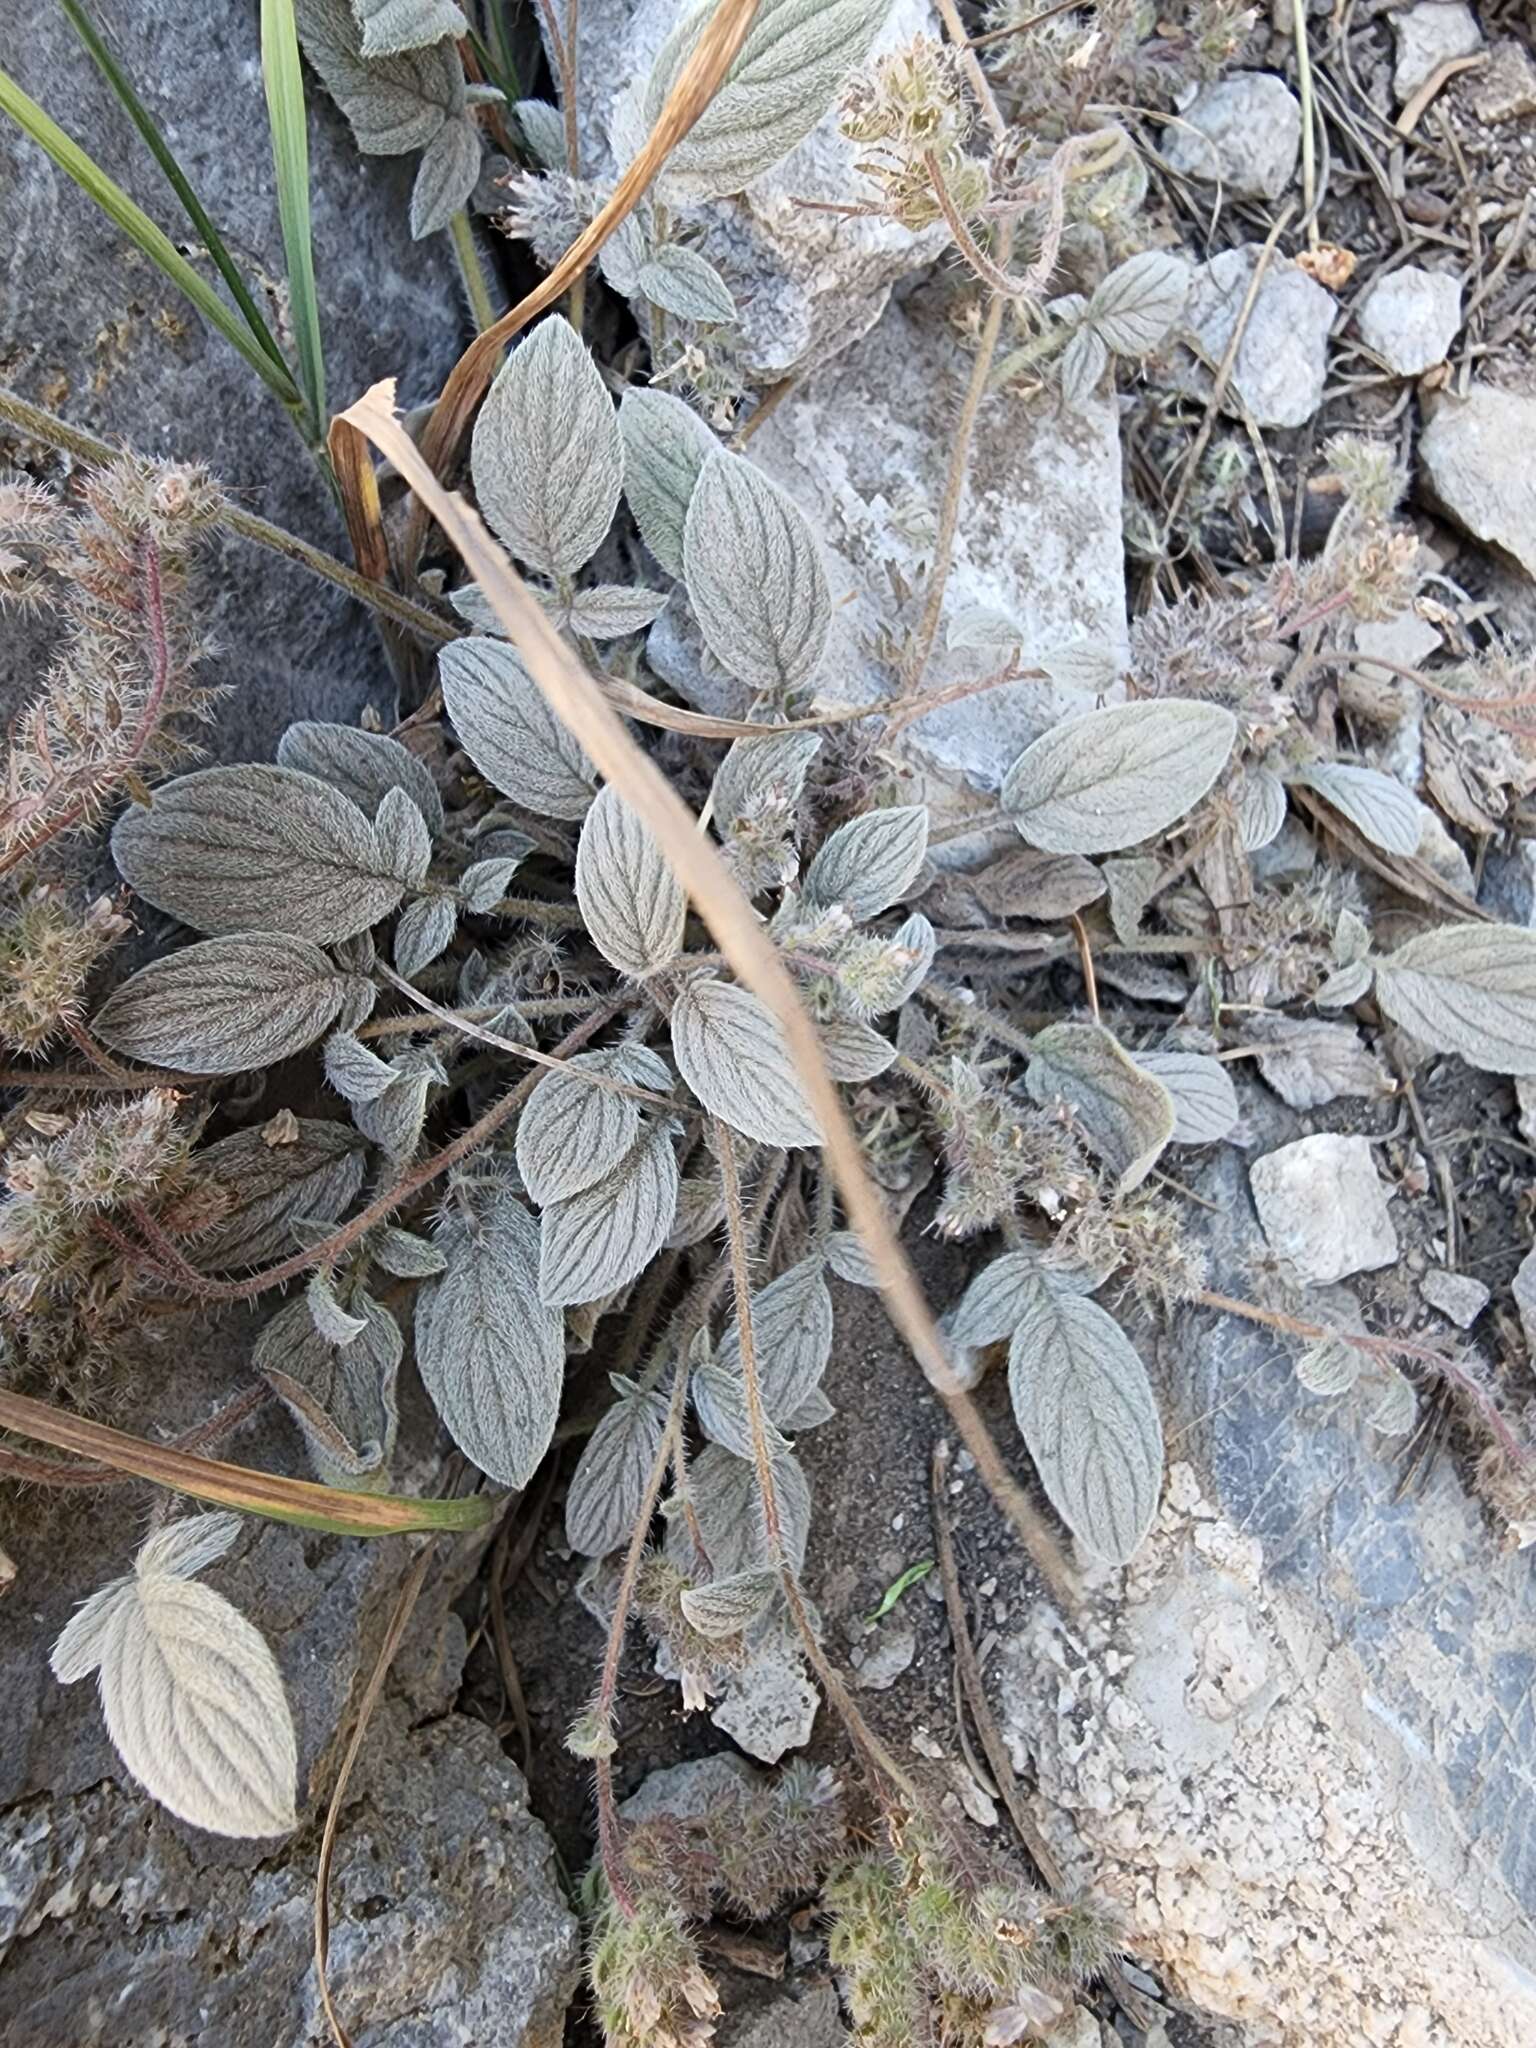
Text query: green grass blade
59 0 293 382
260 0 327 441
0 64 304 411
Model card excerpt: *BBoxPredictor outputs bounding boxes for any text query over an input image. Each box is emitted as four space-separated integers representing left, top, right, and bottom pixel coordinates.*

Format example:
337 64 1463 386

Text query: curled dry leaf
1025 1020 1176 1192
187 1119 368 1271
255 1291 402 1486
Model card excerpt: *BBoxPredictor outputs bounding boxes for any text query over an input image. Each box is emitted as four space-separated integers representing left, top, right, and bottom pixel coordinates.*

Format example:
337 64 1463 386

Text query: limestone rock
1469 37 1536 123
721 1983 848 2048
620 1751 759 1822
1420 387 1536 582
1391 2 1484 101
649 278 1127 800
576 0 949 383
1355 265 1462 376
1 1704 579 2048
1161 74 1302 201
1248 1133 1398 1284
1184 246 1336 430
0 1 467 759
995 1126 1536 2048
711 1630 821 1763
1421 1268 1490 1328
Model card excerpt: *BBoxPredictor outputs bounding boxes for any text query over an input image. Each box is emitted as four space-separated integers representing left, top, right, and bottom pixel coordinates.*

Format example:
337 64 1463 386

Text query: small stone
1161 73 1302 201
1421 1269 1490 1328
855 1625 917 1691
1513 1246 1536 1361
1354 608 1442 682
619 1752 757 1824
1420 387 1536 583
1470 38 1536 123
1184 246 1336 429
711 1634 819 1763
1391 3 1484 102
719 1984 847 2048
1356 266 1463 377
1249 1134 1399 1284
1479 841 1536 928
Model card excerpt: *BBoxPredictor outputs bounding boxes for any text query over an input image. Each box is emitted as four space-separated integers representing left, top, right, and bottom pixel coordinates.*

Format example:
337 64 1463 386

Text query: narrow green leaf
864 1559 934 1625
59 0 292 381
261 0 328 437
0 65 303 410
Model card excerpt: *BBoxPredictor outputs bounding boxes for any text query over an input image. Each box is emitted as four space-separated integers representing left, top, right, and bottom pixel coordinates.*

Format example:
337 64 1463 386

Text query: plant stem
0 386 457 647
450 209 499 332
0 1383 269 1489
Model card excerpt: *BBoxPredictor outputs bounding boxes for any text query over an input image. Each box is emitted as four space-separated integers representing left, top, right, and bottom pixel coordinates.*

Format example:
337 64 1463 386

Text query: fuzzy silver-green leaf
1003 700 1236 855
671 975 821 1147
683 451 830 696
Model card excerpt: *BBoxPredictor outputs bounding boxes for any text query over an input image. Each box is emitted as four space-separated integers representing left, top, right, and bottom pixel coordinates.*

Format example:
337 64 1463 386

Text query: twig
1158 202 1296 550
0 1383 269 1489
1291 0 1319 249
316 1540 439 2048
449 210 499 333
1069 914 1099 1021
1394 52 1486 139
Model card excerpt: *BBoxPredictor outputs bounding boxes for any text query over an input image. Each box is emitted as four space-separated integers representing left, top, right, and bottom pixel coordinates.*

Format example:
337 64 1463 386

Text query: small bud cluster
842 37 989 232
0 888 128 1053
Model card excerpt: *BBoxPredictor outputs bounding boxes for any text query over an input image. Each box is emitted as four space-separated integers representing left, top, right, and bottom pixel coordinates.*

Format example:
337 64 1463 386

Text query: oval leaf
1374 923 1536 1075
619 386 718 578
1007 1284 1164 1564
683 451 830 696
667 1443 811 1578
277 721 444 831
51 1514 298 1838
1236 767 1287 851
1132 1050 1239 1145
93 934 370 1075
1002 701 1237 855
415 1197 564 1487
516 1045 669 1206
949 1247 1103 1348
671 976 821 1147
575 785 687 977
1025 1020 1176 1193
255 1292 402 1486
440 635 597 818
470 314 623 577
680 1567 779 1639
804 806 929 921
1089 249 1190 355
112 765 405 942
1291 761 1421 858
715 1256 834 1420
189 1119 367 1271
565 1375 672 1556
538 1120 680 1307
637 243 738 323
645 0 896 203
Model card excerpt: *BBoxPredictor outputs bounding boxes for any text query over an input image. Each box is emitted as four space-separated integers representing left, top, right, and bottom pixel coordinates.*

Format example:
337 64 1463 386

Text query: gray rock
720 1983 847 2048
1 1704 578 2048
578 0 949 384
1161 73 1302 202
1420 387 1536 582
1353 607 1442 683
1 0 468 759
1248 1133 1398 1284
1391 2 1484 101
649 277 1127 801
1355 266 1463 376
1421 1268 1490 1328
0 1318 580 2044
1513 1245 1536 1360
711 1631 820 1764
854 1624 917 1691
995 1122 1536 2048
620 1751 759 1823
1470 38 1536 124
1479 840 1536 927
1184 246 1336 430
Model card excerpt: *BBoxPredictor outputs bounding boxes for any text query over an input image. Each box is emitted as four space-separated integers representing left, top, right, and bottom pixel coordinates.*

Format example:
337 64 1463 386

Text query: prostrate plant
7 6 1536 2044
